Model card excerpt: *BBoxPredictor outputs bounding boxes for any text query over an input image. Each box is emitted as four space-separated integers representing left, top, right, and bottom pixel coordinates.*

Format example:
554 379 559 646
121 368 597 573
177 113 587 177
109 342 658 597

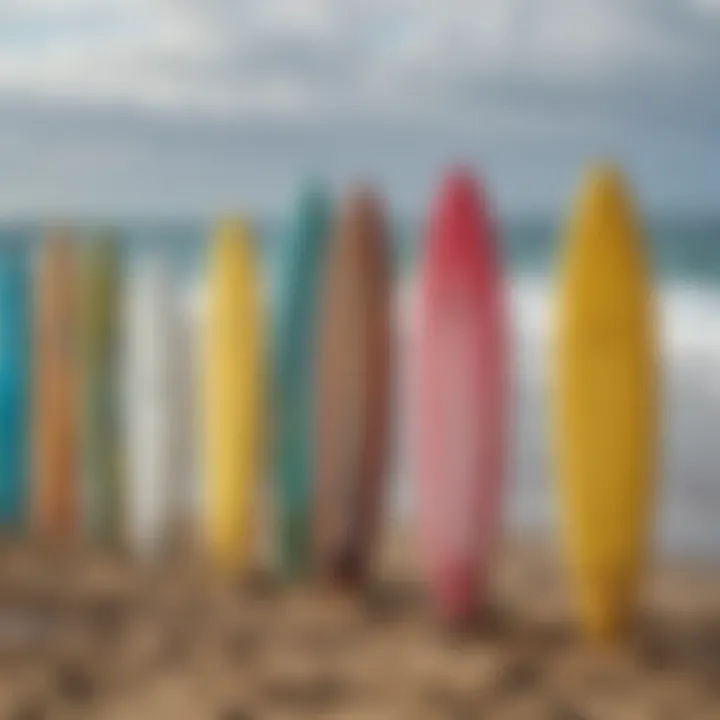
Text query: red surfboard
416 169 507 624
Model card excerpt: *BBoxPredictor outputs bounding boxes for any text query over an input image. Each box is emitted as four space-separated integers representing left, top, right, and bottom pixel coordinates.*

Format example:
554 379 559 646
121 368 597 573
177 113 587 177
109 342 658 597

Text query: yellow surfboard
552 165 657 642
202 219 264 572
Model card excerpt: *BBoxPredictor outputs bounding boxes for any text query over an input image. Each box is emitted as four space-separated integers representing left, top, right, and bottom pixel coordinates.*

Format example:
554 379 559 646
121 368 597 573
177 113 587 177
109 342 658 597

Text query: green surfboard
275 187 331 577
80 235 121 545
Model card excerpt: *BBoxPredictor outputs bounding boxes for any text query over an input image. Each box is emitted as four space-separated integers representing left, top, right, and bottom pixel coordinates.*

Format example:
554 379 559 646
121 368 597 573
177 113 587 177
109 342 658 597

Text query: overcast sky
0 0 719 217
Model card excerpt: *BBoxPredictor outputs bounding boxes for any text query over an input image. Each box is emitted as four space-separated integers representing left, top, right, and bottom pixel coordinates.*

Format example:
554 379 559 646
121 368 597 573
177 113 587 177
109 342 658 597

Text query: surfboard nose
428 168 496 265
436 167 488 222
341 185 385 238
573 163 639 241
583 162 624 198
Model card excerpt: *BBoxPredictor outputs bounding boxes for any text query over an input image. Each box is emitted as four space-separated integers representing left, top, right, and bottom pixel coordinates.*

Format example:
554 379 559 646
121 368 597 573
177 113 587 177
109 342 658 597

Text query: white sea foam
394 272 720 559
182 265 719 558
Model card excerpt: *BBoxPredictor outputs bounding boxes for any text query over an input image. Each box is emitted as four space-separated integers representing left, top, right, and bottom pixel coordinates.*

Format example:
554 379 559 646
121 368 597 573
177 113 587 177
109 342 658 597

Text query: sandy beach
0 531 716 719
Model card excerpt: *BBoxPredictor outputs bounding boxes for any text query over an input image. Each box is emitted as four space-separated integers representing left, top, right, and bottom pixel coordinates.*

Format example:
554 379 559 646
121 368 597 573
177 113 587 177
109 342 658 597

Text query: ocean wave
394 272 720 559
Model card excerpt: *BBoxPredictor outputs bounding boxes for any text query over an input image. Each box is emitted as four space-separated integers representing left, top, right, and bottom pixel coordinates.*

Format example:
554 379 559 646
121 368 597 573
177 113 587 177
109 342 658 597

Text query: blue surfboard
275 186 331 577
0 244 30 529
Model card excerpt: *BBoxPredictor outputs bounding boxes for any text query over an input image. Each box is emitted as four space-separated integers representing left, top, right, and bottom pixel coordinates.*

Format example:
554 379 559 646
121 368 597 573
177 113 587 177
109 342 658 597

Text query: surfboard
123 257 179 560
0 244 30 529
313 187 391 587
79 237 121 545
175 278 201 541
275 187 331 577
33 234 79 539
553 165 656 642
202 220 264 572
416 170 507 625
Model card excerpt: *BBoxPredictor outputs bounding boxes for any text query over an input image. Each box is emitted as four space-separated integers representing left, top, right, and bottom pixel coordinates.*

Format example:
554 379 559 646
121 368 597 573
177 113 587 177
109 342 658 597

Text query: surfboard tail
576 563 638 642
432 563 484 626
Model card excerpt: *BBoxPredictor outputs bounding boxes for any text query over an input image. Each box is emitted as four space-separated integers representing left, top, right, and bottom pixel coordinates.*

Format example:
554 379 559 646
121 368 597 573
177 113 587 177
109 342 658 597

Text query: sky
0 0 719 218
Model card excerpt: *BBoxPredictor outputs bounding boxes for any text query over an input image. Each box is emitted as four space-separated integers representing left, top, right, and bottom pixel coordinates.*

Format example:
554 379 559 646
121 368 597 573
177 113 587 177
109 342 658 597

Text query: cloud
0 0 717 214
0 0 718 120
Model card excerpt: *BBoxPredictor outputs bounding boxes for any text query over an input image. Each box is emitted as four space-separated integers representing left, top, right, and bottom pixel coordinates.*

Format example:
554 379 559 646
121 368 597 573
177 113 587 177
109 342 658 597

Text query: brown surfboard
313 187 391 587
33 233 79 540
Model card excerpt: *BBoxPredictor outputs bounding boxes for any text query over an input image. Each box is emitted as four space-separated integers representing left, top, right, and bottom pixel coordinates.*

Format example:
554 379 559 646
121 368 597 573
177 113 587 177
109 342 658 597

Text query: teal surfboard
80 236 121 545
275 187 331 577
0 243 29 529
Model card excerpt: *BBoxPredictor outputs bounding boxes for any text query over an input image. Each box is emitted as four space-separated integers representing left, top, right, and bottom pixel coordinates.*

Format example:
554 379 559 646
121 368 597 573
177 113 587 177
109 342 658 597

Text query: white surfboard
123 258 181 560
175 276 202 537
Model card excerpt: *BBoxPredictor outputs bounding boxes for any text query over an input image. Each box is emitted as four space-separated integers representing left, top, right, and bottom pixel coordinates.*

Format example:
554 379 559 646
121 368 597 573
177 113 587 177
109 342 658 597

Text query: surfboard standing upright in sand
203 220 265 572
123 257 181 560
313 188 391 588
275 187 331 578
416 170 507 625
553 165 657 642
79 237 122 546
0 244 30 529
33 235 79 540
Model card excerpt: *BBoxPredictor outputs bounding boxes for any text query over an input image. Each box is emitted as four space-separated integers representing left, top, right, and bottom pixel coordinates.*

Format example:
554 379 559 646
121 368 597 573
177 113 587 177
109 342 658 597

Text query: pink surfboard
416 169 507 625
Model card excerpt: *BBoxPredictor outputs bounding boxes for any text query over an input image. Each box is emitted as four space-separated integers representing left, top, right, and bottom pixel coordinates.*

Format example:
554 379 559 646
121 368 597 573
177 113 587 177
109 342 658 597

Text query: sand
0 532 716 719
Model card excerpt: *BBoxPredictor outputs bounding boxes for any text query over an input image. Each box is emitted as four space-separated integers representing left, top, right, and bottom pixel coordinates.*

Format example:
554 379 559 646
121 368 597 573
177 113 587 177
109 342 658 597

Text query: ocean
1 217 718 559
